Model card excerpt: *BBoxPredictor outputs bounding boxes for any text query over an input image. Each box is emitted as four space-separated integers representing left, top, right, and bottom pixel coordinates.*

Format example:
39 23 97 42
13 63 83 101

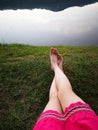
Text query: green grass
0 43 98 130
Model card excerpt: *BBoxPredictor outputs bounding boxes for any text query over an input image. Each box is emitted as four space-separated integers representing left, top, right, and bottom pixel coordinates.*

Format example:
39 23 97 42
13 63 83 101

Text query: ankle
53 64 59 71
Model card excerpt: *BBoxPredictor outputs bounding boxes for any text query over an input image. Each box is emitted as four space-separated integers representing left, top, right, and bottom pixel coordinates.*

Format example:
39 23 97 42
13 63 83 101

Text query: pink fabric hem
40 109 63 116
41 102 90 116
64 101 90 113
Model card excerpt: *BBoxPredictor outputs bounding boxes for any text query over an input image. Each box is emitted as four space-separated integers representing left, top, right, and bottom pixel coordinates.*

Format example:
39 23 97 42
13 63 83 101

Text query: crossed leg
43 77 62 113
43 48 85 113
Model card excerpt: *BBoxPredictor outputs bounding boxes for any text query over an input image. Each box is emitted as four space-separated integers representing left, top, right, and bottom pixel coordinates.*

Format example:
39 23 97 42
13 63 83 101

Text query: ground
0 44 98 130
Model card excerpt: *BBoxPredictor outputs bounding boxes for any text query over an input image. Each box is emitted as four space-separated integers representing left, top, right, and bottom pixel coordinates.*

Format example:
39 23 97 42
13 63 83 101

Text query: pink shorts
33 102 98 130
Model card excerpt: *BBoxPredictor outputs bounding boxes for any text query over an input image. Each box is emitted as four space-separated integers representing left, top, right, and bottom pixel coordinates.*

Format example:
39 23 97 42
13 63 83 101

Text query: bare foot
50 48 63 71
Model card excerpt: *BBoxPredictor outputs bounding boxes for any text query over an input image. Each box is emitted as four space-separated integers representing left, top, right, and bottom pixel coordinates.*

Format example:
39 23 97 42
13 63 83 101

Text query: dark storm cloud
0 0 98 11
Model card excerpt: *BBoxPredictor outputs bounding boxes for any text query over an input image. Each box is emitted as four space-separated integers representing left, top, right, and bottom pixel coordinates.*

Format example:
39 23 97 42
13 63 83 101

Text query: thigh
58 89 85 112
43 96 62 114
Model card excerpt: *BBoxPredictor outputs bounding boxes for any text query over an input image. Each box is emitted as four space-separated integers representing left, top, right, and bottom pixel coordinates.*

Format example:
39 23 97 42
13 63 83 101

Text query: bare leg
43 77 62 113
50 48 85 112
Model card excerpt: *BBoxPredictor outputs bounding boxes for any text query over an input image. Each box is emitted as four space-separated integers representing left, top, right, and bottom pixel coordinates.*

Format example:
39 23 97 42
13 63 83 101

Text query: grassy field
0 44 98 130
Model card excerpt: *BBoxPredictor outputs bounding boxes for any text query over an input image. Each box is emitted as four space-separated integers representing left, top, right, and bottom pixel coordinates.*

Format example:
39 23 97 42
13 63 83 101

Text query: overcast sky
0 2 98 46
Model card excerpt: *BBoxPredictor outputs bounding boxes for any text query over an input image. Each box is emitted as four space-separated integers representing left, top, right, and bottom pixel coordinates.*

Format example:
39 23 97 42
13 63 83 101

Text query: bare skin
44 48 85 113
